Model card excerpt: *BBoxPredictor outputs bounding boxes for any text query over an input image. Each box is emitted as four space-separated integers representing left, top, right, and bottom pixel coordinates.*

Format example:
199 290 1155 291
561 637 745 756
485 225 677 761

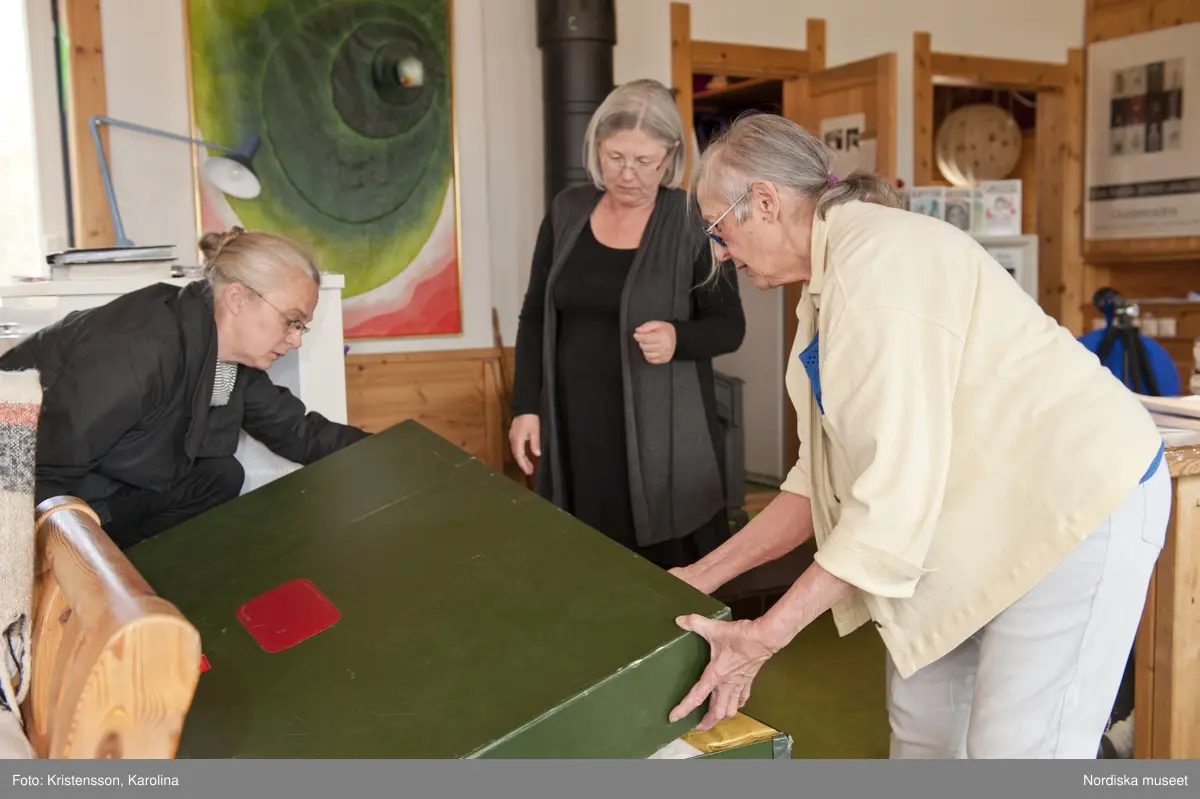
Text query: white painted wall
85 0 1085 480
23 0 69 259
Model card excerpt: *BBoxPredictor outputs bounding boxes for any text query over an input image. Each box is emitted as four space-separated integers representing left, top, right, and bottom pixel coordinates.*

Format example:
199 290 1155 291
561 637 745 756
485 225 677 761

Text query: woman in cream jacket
667 113 1169 759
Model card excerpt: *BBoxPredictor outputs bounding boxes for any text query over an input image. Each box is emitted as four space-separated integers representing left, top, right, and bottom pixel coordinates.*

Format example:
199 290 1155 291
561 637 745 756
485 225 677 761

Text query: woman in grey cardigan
510 80 746 569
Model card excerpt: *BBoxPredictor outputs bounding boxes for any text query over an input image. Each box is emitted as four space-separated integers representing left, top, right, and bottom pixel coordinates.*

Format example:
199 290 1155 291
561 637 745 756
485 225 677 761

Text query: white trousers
886 456 1171 759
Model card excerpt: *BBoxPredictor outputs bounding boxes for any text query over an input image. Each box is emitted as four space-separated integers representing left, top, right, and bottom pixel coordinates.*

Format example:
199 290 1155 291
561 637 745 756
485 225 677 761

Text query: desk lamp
89 114 262 247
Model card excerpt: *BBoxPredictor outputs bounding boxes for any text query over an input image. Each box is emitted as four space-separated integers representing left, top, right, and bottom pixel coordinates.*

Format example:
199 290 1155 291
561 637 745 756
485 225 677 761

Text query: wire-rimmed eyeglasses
704 186 752 248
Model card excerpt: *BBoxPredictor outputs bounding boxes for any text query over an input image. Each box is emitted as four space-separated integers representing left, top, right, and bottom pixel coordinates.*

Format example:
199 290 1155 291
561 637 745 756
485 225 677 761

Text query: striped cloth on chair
0 369 41 724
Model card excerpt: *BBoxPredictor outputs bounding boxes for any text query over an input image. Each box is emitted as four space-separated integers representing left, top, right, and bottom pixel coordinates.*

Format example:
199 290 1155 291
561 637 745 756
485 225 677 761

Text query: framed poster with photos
1084 22 1200 243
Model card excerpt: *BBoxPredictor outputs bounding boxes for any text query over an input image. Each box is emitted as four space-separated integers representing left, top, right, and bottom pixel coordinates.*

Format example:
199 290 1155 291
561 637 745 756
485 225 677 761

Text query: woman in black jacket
0 228 369 548
509 80 746 569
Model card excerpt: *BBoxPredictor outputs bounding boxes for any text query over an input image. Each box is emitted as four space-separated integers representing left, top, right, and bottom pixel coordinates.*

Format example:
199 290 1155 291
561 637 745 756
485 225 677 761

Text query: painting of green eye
187 0 461 339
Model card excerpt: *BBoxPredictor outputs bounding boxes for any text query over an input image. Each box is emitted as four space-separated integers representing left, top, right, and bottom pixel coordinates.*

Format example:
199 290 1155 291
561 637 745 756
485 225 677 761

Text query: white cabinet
0 274 349 495
974 234 1039 301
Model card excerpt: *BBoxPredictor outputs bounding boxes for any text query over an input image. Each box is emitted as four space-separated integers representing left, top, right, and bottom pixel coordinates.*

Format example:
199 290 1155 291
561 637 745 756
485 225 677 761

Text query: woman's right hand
509 414 541 476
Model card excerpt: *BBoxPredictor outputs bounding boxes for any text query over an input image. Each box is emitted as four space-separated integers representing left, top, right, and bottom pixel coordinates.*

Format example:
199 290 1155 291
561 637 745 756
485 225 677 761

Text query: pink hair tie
828 174 839 185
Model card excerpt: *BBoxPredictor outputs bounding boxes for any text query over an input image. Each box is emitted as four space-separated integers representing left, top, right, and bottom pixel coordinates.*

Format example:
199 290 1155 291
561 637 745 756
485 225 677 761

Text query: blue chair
1077 324 1181 397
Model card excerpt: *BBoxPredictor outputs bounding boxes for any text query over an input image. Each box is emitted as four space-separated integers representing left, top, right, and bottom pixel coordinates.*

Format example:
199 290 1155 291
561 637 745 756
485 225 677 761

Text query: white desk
0 274 349 494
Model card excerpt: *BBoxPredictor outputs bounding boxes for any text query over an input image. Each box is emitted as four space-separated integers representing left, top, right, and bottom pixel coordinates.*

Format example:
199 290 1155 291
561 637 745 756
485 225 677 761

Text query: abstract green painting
186 0 461 338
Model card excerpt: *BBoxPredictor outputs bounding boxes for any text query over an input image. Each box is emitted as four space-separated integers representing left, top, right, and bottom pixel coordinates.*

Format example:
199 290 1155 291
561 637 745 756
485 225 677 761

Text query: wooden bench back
23 497 200 758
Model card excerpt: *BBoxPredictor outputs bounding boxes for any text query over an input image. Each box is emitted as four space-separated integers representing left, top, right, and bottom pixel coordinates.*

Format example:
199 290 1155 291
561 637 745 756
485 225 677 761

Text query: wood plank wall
345 348 518 474
1082 1 1200 382
58 0 115 248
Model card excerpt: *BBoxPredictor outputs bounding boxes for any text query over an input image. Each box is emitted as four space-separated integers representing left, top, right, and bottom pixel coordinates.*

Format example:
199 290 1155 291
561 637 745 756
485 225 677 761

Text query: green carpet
732 480 891 759
743 612 890 758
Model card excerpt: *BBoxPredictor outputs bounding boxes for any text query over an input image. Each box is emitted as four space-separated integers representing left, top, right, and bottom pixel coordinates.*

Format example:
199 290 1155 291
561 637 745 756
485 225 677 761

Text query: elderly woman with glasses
666 113 1168 759
510 79 746 569
0 227 369 548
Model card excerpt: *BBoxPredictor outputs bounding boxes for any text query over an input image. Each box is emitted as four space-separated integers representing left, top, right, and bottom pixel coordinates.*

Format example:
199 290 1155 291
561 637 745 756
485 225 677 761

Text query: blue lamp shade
203 154 261 199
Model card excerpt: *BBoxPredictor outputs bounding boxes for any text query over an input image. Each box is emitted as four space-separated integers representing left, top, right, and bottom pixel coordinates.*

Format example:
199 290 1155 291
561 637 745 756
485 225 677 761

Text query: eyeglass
704 186 752 248
602 144 675 175
246 284 311 335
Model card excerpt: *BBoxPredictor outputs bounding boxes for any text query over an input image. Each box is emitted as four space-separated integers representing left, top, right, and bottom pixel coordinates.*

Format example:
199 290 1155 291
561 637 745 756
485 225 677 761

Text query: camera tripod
1092 288 1162 397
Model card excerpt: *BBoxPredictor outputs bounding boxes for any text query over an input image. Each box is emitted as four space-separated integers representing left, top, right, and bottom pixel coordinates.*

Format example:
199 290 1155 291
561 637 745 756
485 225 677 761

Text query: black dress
512 216 745 569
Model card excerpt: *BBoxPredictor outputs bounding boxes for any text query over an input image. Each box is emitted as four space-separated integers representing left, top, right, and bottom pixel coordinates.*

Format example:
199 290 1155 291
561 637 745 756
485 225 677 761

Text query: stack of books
45 245 184 281
1138 395 1200 447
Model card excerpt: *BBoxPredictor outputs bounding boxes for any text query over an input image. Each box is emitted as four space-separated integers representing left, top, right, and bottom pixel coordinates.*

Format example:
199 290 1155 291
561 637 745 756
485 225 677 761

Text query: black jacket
0 280 369 506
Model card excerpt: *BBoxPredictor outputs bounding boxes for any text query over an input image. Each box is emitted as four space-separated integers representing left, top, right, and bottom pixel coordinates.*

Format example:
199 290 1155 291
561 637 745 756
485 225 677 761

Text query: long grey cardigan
532 184 727 548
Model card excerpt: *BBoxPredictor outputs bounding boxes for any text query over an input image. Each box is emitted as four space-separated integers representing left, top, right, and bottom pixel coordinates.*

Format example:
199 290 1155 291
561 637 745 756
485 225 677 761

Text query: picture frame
181 0 464 340
1083 21 1200 260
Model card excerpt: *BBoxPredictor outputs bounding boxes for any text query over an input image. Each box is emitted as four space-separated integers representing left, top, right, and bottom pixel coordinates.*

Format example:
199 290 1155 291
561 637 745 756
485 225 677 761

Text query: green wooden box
124 420 736 759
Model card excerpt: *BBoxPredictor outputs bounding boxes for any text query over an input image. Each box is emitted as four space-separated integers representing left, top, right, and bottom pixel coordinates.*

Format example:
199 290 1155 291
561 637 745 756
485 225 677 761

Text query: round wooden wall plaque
934 103 1022 187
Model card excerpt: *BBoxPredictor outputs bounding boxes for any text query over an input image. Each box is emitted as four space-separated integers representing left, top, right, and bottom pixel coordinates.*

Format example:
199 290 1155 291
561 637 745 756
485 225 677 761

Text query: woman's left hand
668 615 782 730
634 321 677 364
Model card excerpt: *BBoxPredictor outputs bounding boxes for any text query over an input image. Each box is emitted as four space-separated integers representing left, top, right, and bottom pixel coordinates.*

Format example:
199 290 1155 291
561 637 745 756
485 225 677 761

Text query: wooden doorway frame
912 34 1086 334
670 2 826 187
670 2 825 483
672 3 900 484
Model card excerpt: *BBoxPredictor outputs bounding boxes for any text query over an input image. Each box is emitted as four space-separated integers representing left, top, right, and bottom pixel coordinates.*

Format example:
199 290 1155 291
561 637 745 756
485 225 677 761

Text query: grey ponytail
693 113 904 225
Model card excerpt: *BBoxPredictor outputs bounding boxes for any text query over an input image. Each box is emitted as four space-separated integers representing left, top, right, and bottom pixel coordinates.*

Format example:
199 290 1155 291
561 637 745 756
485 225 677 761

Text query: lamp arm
89 115 238 154
89 116 133 247
88 115 241 248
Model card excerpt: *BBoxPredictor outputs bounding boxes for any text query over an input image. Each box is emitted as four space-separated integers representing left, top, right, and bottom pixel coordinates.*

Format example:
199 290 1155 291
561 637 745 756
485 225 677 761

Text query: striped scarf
0 369 40 723
211 361 238 407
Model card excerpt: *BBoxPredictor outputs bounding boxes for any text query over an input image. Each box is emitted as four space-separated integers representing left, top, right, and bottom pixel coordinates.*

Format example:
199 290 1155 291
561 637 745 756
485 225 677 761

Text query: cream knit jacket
781 201 1162 679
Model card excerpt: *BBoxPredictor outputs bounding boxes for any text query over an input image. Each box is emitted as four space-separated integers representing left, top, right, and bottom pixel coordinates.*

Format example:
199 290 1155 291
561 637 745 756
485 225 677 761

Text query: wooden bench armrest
23 497 201 758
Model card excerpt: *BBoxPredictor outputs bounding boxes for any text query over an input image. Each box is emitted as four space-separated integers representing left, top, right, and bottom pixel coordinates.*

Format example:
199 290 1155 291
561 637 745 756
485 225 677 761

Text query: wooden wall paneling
929 52 1068 90
1086 242 1200 267
1035 98 1064 318
805 19 826 72
912 33 934 186
874 53 899 184
1086 0 1200 44
1015 131 1039 236
345 349 509 472
671 2 694 185
1061 48 1087 335
58 0 114 248
689 43 810 78
1054 49 1087 334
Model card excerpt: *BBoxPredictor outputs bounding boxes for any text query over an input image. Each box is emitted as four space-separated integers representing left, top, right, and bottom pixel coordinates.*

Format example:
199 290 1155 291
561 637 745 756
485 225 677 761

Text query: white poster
1084 22 1200 240
819 112 876 178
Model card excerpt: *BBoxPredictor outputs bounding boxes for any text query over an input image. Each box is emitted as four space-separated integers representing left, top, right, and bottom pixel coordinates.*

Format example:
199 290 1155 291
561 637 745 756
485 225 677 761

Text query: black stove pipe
536 0 617 208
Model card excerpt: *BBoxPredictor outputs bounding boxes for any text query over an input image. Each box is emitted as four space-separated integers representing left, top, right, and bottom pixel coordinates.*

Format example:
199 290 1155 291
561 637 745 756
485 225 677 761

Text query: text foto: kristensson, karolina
13 774 180 787
1085 774 1189 787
